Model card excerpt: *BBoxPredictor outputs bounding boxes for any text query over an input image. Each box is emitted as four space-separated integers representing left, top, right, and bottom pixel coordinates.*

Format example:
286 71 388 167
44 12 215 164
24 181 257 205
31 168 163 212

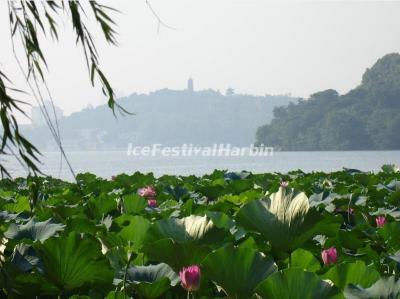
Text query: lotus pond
1 166 400 298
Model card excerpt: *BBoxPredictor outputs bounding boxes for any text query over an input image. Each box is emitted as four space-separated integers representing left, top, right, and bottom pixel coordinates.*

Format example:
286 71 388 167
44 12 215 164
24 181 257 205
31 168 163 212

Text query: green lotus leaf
0 210 22 222
309 192 339 208
45 203 84 220
377 180 400 192
202 244 277 299
219 190 261 205
322 260 380 290
236 187 326 252
145 215 230 244
143 238 210 271
5 218 65 243
142 215 230 271
35 232 113 291
3 271 59 296
387 250 400 268
125 263 179 298
122 194 147 214
11 243 43 273
256 268 343 299
65 215 99 234
290 248 321 272
206 211 246 240
338 230 366 251
382 164 400 174
3 195 30 213
345 276 400 299
105 291 125 299
114 215 150 250
88 194 117 219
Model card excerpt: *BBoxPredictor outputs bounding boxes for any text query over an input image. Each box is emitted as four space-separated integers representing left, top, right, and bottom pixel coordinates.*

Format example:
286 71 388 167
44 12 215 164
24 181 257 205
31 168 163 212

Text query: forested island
256 53 400 150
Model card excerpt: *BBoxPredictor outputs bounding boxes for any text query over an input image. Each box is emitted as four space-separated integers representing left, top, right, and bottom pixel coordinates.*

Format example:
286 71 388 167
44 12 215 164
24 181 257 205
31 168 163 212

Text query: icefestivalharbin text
126 143 274 157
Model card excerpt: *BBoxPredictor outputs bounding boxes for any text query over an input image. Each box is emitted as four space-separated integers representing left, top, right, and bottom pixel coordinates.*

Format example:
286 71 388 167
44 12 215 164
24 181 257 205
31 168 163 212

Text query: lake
2 151 400 180
2 150 400 181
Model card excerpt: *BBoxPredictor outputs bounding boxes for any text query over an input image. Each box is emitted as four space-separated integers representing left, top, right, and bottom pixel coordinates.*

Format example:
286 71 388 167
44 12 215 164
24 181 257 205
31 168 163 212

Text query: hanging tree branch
145 0 176 33
1 0 127 178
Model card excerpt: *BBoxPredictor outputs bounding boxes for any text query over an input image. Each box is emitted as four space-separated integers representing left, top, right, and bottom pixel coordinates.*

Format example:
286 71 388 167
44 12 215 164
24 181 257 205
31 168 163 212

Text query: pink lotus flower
321 247 337 265
280 181 289 188
376 216 386 228
179 265 201 292
147 198 157 208
137 186 156 197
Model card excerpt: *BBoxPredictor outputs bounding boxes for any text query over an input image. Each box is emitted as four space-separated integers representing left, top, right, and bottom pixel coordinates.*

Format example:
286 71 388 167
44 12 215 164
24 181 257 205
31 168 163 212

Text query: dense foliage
256 53 400 150
1 165 400 298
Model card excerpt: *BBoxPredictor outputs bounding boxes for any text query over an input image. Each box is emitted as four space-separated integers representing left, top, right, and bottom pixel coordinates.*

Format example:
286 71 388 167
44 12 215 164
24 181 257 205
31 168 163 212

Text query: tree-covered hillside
256 53 400 150
23 88 294 150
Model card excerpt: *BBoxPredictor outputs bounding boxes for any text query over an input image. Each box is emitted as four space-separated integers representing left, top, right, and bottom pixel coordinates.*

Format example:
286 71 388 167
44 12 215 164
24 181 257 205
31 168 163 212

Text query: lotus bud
321 247 337 265
376 216 386 228
147 198 157 208
137 186 157 197
179 265 201 292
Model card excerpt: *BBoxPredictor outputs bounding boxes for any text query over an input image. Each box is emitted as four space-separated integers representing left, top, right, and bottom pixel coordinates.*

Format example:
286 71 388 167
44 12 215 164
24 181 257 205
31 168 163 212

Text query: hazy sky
1 0 400 116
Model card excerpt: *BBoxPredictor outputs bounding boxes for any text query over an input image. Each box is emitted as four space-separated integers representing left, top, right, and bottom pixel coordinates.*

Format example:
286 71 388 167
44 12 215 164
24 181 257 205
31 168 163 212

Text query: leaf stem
123 252 133 299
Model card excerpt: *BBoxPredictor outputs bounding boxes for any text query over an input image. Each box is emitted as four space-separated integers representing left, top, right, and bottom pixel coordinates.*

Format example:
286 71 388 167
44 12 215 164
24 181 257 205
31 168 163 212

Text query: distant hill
23 85 295 150
256 53 400 150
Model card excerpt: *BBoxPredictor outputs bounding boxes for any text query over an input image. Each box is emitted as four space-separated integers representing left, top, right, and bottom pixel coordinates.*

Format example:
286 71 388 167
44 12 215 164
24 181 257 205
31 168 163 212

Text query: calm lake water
2 151 400 181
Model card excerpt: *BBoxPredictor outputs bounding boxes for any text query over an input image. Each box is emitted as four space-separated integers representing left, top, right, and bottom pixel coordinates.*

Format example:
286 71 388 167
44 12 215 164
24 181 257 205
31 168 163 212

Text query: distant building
187 78 194 92
31 101 63 127
226 87 235 96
